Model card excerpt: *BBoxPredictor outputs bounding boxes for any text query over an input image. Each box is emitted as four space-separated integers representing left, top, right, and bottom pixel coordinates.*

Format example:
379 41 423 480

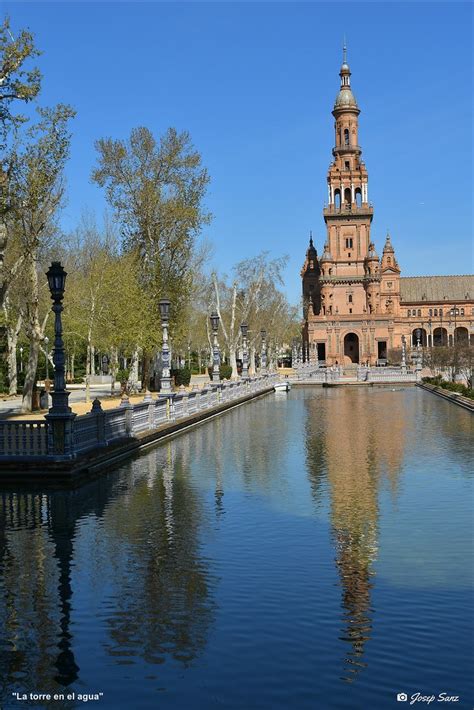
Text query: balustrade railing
0 421 48 457
0 374 277 460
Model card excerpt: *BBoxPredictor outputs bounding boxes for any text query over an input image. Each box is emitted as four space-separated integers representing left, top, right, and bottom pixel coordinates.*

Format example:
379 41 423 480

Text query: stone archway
343 332 360 364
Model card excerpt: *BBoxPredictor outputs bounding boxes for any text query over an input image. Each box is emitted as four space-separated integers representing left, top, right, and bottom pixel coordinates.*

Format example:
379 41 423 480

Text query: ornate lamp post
401 334 407 374
45 261 76 457
159 298 172 393
292 338 298 368
415 328 423 373
260 329 267 373
210 312 221 383
19 346 23 373
450 307 459 344
240 323 249 379
46 262 70 414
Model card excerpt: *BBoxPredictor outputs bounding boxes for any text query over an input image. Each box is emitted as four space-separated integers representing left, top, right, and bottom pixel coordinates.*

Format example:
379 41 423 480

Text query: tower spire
343 36 347 65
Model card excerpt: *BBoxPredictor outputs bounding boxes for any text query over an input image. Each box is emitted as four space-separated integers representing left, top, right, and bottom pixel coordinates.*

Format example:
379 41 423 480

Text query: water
0 387 472 710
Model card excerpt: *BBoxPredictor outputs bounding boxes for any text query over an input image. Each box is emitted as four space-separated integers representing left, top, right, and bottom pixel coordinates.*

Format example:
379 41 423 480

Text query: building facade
301 49 474 365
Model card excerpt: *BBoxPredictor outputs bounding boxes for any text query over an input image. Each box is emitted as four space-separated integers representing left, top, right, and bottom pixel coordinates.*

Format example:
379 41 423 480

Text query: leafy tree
211 252 299 375
4 104 75 410
0 16 41 142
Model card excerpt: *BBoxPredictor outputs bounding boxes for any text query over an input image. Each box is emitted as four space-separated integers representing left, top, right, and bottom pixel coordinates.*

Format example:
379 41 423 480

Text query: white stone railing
0 374 277 459
358 366 418 383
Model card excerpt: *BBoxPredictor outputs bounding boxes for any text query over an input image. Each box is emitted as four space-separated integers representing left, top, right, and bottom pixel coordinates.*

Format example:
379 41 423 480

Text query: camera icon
397 693 408 702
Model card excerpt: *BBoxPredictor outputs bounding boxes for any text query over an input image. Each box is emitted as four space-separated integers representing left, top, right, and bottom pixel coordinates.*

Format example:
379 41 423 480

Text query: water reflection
0 445 216 706
304 388 409 681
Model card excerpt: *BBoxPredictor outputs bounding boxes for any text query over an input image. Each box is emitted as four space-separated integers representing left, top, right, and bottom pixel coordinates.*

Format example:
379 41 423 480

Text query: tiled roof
400 275 474 303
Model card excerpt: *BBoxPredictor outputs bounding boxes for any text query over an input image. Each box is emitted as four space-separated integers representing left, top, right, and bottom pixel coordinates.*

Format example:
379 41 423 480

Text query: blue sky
5 2 473 303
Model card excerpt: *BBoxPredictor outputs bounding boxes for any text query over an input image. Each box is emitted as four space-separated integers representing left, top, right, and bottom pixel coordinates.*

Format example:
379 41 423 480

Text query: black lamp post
210 312 221 383
46 262 70 414
240 323 249 379
19 346 23 374
260 329 267 373
159 298 172 393
45 261 76 457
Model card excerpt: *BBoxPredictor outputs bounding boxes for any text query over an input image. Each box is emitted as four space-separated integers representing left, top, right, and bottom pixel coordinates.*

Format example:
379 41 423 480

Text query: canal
0 387 472 710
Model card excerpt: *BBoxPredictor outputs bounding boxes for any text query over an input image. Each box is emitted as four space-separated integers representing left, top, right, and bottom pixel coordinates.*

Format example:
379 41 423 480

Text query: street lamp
19 346 23 374
450 307 459 344
401 334 407 374
260 329 267 373
240 323 249 379
159 298 172 393
415 328 423 372
210 312 221 383
46 261 71 414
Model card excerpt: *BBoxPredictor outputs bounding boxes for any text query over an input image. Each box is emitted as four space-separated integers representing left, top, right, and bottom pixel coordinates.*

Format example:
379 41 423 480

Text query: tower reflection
305 387 407 681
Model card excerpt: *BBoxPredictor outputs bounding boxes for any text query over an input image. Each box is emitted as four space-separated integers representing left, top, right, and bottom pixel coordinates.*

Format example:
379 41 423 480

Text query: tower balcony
332 144 362 156
323 204 374 218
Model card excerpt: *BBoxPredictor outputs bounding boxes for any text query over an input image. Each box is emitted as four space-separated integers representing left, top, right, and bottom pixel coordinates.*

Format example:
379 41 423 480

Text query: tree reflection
0 449 215 705
98 443 215 667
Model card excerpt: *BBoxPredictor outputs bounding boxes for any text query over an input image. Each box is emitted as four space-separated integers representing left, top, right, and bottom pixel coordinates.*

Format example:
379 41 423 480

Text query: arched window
429 309 432 316
344 128 349 145
355 188 362 207
417 309 421 316
434 309 438 316
348 294 353 303
334 190 341 209
460 308 464 315
344 187 351 205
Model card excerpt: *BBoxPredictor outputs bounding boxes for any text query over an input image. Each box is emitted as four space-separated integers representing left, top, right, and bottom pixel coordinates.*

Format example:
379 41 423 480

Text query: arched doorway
454 327 469 344
411 328 427 347
344 333 360 364
433 327 448 346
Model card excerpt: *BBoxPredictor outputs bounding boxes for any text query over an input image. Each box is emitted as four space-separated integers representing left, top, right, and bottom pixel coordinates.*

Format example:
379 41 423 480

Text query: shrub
422 376 474 399
116 368 130 384
207 363 233 380
173 366 191 387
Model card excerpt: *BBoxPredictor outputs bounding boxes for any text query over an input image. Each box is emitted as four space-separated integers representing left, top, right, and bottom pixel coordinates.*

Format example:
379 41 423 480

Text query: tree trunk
249 344 256 375
110 347 119 394
229 349 237 379
21 254 42 412
85 343 91 403
129 347 140 391
5 308 22 395
22 338 40 412
141 351 150 392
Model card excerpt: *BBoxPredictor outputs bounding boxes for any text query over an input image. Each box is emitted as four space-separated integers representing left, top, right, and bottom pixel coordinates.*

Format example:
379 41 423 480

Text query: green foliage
117 368 130 384
207 363 233 380
172 366 191 387
423 376 474 400
91 126 212 337
0 16 41 142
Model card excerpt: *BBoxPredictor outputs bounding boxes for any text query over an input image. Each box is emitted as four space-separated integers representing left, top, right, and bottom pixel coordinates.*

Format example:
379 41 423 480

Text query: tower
323 43 376 304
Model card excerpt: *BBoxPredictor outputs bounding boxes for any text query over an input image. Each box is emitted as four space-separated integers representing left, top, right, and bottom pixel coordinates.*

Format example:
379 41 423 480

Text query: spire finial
309 229 313 246
343 35 347 64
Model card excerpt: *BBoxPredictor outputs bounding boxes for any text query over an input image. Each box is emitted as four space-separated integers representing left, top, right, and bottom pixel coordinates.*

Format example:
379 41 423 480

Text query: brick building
301 48 474 365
